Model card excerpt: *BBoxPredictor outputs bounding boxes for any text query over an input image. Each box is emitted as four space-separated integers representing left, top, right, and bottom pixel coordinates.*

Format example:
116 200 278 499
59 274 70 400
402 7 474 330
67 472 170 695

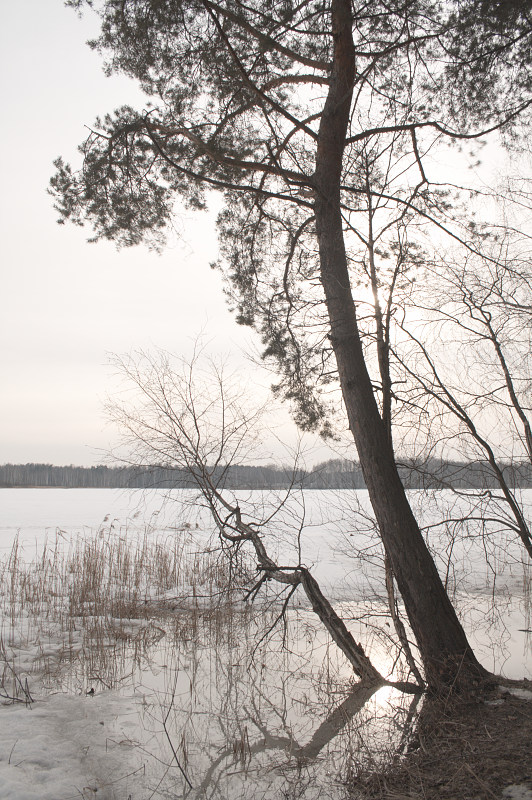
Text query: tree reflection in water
119 602 424 800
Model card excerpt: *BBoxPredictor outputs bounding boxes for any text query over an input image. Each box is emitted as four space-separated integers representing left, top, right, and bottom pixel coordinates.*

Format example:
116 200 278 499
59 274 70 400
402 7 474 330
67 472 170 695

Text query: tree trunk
313 0 488 690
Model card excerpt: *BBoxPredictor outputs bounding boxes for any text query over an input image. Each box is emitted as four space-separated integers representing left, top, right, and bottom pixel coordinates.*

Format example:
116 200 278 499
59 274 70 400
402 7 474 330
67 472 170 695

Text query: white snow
503 787 532 800
504 686 532 701
0 691 144 800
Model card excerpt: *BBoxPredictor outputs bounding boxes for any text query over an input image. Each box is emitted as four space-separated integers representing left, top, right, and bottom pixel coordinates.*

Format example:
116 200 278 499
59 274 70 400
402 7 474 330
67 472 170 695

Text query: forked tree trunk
313 0 489 690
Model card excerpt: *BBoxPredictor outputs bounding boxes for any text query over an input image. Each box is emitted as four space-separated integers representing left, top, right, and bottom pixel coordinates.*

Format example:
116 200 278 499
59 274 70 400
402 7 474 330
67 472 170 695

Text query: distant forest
1 460 532 490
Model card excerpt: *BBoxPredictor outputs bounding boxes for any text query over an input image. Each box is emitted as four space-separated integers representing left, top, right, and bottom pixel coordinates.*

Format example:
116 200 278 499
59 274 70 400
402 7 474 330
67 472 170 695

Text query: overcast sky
2 1 521 469
1 0 329 466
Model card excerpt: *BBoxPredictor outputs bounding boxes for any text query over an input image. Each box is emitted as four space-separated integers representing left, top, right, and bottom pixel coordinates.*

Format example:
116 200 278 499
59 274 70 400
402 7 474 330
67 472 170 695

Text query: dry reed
0 522 251 695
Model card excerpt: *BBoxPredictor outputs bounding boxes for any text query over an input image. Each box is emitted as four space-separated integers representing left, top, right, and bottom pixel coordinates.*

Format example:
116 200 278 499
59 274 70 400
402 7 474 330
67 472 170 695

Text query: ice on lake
0 488 530 799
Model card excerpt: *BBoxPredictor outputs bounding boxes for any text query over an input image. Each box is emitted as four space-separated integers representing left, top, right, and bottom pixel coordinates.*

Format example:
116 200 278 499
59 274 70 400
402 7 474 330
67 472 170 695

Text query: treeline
1 459 532 489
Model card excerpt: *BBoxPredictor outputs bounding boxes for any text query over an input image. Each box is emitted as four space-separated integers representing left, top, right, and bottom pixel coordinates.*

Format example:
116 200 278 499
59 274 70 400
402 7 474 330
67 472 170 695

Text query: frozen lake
1 486 530 595
0 488 530 799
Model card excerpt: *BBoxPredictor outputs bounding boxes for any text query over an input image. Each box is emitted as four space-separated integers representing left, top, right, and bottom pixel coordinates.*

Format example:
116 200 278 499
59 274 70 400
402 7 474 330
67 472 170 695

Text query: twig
162 670 194 790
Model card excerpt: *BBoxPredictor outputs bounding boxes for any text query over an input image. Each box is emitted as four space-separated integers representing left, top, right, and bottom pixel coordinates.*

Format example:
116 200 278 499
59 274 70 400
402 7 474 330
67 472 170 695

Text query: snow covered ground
1 489 530 799
0 688 144 800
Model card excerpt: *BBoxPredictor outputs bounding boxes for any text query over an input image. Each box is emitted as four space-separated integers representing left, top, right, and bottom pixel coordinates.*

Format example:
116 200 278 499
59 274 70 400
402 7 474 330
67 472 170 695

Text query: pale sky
2 2 520 469
1 0 329 466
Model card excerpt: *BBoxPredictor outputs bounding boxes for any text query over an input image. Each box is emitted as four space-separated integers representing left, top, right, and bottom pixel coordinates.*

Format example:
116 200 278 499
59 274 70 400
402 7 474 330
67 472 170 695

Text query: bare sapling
109 347 422 692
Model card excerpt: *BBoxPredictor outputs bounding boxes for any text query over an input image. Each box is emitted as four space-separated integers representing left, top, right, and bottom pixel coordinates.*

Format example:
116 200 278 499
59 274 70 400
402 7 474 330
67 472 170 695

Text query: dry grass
1 527 239 616
0 525 251 693
349 688 532 800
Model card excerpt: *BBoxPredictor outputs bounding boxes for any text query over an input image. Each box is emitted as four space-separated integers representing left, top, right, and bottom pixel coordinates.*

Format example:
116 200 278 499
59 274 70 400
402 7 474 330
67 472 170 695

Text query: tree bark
313 0 488 690
204 477 387 684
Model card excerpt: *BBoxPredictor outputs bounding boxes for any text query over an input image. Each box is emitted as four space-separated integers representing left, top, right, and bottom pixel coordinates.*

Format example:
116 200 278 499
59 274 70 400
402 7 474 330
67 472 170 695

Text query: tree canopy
52 0 532 688
52 0 532 428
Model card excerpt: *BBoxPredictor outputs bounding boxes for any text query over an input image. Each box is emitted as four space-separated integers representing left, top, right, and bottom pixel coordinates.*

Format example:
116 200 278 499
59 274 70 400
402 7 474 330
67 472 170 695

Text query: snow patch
503 687 532 701
0 691 144 800
503 786 532 800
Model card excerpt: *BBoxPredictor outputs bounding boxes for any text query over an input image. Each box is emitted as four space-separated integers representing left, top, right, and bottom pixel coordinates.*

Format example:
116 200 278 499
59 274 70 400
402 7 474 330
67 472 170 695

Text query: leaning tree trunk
313 0 489 690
